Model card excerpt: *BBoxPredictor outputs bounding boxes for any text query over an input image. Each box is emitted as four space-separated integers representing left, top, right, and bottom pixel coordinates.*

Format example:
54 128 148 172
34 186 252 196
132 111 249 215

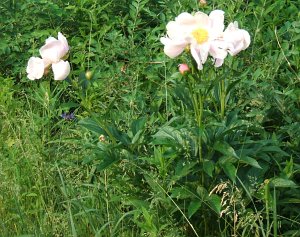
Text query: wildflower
99 134 105 142
61 112 75 120
178 63 190 74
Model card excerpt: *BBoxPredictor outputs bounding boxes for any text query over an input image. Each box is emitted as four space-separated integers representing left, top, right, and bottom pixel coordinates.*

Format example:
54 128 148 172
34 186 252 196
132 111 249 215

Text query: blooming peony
26 32 70 81
160 10 226 70
160 10 250 69
210 22 251 67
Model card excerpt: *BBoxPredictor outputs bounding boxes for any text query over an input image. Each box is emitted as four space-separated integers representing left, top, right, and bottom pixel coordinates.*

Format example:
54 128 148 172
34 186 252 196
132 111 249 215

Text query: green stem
220 78 226 119
198 93 204 184
187 73 204 184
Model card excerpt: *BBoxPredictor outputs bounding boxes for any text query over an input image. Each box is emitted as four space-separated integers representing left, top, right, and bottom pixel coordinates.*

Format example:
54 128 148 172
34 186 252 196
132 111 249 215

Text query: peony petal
52 60 70 81
40 40 63 63
190 45 203 70
241 30 251 50
209 10 225 35
39 32 69 63
160 37 187 58
57 32 69 55
199 42 210 64
214 58 224 67
176 12 196 24
194 11 210 28
45 37 57 44
209 41 229 59
223 22 251 56
26 57 45 80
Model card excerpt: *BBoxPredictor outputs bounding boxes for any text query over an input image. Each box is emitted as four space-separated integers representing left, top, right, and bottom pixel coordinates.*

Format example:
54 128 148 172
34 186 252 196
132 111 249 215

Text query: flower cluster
160 10 250 70
26 32 70 81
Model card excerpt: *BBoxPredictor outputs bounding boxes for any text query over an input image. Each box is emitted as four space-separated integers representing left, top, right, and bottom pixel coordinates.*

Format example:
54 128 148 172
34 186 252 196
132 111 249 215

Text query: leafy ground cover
0 0 299 236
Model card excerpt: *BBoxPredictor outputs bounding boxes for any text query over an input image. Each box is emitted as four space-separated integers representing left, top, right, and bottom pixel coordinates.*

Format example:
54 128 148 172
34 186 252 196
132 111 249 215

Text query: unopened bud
99 134 105 142
178 64 190 75
199 0 207 5
85 71 93 80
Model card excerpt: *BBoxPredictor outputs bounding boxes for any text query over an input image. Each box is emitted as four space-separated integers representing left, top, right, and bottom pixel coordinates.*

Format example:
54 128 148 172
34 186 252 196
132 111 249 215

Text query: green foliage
1 0 300 236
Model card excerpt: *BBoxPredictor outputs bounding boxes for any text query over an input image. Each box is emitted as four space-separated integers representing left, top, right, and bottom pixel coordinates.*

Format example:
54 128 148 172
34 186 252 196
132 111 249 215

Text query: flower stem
188 73 204 183
220 78 226 119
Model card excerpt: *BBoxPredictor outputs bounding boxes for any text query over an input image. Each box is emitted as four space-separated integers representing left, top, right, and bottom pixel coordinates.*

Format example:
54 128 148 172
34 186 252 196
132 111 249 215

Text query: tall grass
1 0 299 236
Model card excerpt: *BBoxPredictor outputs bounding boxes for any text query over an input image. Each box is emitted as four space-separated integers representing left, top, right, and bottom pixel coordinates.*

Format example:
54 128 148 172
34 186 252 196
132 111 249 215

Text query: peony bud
85 70 93 80
178 64 190 75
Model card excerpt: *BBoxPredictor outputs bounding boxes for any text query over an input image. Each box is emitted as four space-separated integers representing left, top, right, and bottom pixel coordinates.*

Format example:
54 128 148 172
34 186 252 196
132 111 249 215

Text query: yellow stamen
191 28 209 44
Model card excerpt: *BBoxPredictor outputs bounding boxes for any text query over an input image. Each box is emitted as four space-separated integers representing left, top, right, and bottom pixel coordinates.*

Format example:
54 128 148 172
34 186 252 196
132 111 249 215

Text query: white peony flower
160 10 251 69
160 10 225 70
210 22 251 67
52 60 70 81
39 32 69 63
26 57 45 80
223 22 251 56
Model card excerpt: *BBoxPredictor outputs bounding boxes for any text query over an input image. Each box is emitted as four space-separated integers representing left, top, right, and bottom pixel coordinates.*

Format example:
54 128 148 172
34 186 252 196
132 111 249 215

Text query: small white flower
26 57 45 80
52 60 70 81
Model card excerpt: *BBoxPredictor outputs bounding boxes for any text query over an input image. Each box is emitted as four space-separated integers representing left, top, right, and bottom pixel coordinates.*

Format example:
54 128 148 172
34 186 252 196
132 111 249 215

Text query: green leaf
173 161 196 181
188 200 202 218
222 162 237 183
171 187 192 199
240 156 262 169
208 194 221 215
203 160 214 177
214 141 239 159
269 178 297 188
96 150 120 171
79 118 106 135
131 117 147 135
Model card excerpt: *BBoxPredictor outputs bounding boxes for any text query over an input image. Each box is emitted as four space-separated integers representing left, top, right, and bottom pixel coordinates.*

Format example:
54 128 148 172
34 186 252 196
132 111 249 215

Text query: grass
1 0 300 236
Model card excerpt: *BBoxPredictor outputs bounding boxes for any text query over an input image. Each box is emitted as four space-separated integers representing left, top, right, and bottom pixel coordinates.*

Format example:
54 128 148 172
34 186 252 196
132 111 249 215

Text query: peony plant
26 32 70 81
160 9 251 179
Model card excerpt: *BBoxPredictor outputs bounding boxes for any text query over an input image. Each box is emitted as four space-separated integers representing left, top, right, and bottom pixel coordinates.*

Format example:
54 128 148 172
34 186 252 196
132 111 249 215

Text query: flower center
191 28 209 44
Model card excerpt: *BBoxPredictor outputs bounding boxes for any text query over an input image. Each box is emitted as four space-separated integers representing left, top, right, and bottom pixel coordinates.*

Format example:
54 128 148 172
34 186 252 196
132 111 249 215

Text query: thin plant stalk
188 66 204 183
220 78 226 119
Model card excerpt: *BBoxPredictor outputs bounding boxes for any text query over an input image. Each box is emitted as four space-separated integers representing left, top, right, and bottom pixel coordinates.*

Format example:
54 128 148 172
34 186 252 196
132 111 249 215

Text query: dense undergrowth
0 0 300 236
